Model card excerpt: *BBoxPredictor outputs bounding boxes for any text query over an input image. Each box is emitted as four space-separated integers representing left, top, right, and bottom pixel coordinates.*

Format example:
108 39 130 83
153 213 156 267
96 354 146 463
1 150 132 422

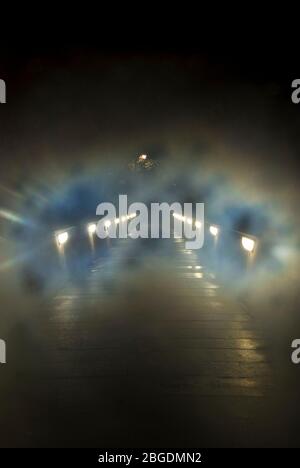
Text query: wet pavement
0 237 297 447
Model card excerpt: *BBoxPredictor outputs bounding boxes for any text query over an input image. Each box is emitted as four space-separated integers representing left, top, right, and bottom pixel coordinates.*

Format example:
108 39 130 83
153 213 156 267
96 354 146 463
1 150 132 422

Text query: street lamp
139 154 147 161
56 231 69 246
209 225 219 237
87 223 97 235
241 236 255 253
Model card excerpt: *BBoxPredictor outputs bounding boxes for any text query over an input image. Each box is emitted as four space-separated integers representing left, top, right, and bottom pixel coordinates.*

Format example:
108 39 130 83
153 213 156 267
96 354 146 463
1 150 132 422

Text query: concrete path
0 237 291 446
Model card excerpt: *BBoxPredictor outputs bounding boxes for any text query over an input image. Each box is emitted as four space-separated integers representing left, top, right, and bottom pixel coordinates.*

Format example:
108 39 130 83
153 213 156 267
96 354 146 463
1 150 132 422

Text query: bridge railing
54 214 258 275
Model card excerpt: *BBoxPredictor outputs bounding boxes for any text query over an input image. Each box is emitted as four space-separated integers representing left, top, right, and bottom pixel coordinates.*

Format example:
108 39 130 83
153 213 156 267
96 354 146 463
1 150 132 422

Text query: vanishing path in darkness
0 236 295 447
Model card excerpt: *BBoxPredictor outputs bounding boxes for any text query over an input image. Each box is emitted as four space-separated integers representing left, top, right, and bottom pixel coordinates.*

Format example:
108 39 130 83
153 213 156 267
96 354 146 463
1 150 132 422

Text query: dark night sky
1 42 299 157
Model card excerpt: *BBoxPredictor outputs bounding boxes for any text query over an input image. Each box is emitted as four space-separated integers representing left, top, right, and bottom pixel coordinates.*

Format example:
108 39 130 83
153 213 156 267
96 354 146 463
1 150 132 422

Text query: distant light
241 236 255 253
87 223 97 235
115 218 120 224
195 221 202 229
187 218 192 225
209 225 219 237
194 272 203 279
139 154 147 161
121 216 127 222
104 220 111 228
57 231 68 246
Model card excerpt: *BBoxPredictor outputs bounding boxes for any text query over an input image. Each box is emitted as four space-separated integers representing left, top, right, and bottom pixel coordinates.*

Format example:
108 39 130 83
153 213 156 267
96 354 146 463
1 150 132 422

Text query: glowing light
209 225 219 237
241 236 255 253
87 223 97 235
104 220 111 228
194 272 203 279
139 154 147 160
195 221 202 229
115 218 120 224
121 216 127 222
57 232 69 246
187 218 192 225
